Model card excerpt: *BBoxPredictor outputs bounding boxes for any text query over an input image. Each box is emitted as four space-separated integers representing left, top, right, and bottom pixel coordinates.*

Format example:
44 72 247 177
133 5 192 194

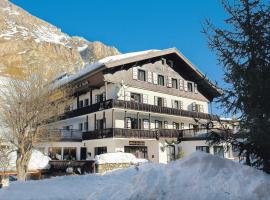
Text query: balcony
82 128 220 141
60 99 219 121
40 129 82 142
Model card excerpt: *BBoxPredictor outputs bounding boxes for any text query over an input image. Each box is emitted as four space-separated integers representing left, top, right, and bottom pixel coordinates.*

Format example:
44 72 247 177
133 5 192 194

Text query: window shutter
180 101 183 109
167 76 172 87
102 92 106 101
142 94 148 104
164 121 168 129
173 122 176 129
155 121 159 129
171 100 174 108
199 105 204 112
192 102 196 111
154 96 158 106
184 81 188 92
126 118 131 129
194 83 198 93
147 71 152 83
125 91 131 101
95 95 98 103
153 73 158 84
143 119 149 129
132 67 138 80
163 98 167 107
181 123 185 130
179 79 184 90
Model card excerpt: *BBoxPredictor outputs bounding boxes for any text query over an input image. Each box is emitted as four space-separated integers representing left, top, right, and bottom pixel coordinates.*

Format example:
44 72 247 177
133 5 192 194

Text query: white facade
39 48 227 164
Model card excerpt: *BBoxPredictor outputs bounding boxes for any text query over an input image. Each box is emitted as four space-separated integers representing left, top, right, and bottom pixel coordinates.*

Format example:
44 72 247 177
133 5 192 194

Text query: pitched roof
53 48 222 100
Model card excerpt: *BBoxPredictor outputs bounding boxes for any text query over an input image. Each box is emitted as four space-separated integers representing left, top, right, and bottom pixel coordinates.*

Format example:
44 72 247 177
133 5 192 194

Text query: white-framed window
187 82 193 92
172 78 178 89
158 75 165 86
138 69 146 81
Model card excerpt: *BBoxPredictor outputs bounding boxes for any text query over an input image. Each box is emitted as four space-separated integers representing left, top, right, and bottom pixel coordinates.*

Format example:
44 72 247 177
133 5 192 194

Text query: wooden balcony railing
82 128 220 141
60 99 219 121
40 129 82 142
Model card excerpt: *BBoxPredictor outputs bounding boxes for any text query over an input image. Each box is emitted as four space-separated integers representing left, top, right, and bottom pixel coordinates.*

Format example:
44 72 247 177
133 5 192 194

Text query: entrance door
124 146 148 159
80 147 87 160
166 145 176 162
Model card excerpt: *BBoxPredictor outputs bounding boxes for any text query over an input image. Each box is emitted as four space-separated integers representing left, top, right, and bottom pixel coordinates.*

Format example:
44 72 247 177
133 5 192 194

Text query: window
138 69 146 81
96 119 104 130
214 146 224 158
187 82 193 92
131 93 141 103
124 146 148 159
126 117 140 129
172 100 183 109
196 146 210 153
172 78 178 89
94 146 107 156
158 75 165 86
84 99 89 106
173 122 179 130
166 145 176 162
63 147 76 160
95 94 104 103
48 147 62 160
79 100 84 108
79 123 83 131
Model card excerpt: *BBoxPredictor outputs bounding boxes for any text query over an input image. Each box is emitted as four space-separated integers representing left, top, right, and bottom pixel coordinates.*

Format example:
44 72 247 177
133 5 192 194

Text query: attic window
138 69 146 81
161 58 166 65
187 82 193 92
167 60 174 68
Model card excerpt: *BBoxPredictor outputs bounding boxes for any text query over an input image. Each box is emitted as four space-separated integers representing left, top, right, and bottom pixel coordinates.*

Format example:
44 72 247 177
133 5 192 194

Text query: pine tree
204 0 270 173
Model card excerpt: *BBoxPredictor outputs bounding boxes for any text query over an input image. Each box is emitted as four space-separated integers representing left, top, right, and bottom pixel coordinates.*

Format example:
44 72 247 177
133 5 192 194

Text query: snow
95 152 148 164
77 44 88 52
51 49 160 89
0 150 50 171
2 7 20 16
0 152 269 200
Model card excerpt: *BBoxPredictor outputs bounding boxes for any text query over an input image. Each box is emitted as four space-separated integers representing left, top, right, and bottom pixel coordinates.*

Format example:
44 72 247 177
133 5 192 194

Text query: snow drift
0 152 269 200
95 152 148 164
1 150 50 171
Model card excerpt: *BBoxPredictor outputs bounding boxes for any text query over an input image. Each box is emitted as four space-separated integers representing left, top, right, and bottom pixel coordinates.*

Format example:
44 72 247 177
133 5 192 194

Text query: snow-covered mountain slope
0 0 120 78
0 152 269 200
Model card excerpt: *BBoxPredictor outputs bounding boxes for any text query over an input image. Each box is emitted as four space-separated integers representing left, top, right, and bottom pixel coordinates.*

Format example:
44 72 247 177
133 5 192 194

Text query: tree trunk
16 150 31 181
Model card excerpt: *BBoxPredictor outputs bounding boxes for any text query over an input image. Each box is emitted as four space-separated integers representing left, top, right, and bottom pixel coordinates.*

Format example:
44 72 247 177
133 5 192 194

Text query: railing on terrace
60 99 219 121
82 128 221 141
40 129 82 142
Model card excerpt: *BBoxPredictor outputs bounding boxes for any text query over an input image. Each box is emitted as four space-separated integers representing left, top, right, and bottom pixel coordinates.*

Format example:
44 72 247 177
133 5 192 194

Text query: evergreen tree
204 0 270 173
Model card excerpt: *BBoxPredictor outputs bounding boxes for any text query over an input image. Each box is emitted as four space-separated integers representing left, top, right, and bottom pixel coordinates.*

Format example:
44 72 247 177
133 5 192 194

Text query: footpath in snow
0 151 269 200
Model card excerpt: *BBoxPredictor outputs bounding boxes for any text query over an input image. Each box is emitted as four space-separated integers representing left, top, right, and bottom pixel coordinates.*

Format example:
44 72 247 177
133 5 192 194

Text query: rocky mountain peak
0 0 120 78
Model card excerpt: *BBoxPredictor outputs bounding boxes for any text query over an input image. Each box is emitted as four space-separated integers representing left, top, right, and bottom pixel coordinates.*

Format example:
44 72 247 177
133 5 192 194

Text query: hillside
0 0 120 77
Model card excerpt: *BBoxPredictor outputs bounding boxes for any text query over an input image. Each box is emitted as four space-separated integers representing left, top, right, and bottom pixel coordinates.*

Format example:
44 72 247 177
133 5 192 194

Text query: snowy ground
0 152 269 200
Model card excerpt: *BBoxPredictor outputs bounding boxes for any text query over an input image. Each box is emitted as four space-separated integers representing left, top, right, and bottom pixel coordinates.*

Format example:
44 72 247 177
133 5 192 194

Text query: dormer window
138 69 146 81
187 82 193 92
158 75 165 86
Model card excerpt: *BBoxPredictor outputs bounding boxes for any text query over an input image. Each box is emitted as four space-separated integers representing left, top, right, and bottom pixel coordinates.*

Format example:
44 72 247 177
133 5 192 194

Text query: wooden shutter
102 92 106 101
184 81 188 91
142 94 148 104
181 123 184 130
153 73 158 84
167 76 172 87
171 100 175 108
125 91 131 101
180 101 183 110
192 102 197 111
194 83 198 93
164 121 168 129
132 67 138 80
126 118 131 129
147 71 152 83
95 95 98 103
163 98 167 107
143 119 149 129
199 104 204 112
154 96 158 105
179 79 184 90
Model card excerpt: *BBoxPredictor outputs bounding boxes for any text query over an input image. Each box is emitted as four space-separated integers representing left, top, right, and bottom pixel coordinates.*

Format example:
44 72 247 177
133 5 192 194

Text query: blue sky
11 0 229 116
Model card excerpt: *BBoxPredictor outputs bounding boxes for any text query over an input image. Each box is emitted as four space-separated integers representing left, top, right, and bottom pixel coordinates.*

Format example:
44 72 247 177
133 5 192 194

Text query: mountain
0 0 120 78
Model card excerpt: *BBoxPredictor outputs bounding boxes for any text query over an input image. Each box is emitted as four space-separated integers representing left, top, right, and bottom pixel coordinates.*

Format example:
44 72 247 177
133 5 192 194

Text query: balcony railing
82 128 220 141
60 99 219 121
40 129 82 142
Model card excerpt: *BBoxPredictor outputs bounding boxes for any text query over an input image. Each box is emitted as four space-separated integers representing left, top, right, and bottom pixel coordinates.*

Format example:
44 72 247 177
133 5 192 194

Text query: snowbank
95 152 147 164
1 150 50 171
0 152 269 200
